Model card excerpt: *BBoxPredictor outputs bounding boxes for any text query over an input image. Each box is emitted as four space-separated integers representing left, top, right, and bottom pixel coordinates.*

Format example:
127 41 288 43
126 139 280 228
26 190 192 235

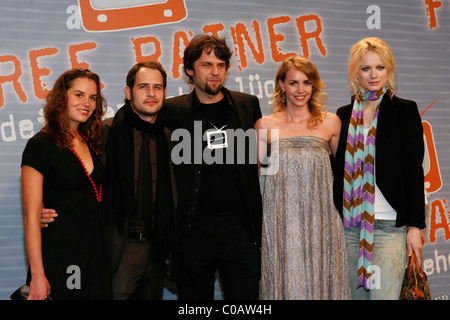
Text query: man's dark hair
183 34 232 83
126 60 167 90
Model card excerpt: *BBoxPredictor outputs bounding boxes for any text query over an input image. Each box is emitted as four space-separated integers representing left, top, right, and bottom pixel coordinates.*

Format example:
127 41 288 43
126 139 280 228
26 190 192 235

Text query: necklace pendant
206 128 228 150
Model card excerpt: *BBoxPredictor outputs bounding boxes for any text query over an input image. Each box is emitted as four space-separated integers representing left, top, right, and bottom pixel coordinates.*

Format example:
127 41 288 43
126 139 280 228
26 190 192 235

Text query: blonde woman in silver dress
256 55 350 299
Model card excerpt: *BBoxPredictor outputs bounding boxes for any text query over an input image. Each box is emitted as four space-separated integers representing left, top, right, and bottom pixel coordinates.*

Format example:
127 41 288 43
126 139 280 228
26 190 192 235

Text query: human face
279 68 312 109
356 51 389 92
67 77 98 129
125 67 166 123
186 50 226 102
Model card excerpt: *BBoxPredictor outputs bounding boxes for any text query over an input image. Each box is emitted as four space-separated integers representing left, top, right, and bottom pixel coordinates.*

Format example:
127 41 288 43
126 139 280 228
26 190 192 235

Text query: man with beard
161 34 263 300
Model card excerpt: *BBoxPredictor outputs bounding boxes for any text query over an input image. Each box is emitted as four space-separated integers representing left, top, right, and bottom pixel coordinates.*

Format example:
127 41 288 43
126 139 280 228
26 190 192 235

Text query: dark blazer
161 87 263 246
333 94 426 229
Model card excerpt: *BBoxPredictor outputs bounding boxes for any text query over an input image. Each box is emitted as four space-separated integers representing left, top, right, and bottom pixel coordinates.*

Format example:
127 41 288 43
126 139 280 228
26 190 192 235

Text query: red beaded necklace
69 131 102 203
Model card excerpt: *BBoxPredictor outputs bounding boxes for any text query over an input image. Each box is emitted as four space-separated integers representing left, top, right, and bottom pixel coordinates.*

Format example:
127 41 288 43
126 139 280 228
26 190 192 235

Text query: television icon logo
78 0 188 32
206 130 228 150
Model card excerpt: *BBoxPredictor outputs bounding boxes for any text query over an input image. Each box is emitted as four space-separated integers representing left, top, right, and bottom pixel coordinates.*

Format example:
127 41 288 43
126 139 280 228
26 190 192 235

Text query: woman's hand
27 275 51 300
406 226 423 265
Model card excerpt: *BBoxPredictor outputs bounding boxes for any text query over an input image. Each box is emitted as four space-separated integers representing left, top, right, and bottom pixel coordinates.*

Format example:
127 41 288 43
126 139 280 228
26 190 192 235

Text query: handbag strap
409 252 427 278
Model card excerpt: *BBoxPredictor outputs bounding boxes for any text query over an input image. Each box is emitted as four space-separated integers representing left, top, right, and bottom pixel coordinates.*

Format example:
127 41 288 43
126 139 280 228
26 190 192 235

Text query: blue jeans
345 220 407 300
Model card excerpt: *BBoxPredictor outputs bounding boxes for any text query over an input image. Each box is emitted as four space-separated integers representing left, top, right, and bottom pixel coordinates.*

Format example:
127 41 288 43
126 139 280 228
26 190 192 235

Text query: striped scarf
343 86 386 290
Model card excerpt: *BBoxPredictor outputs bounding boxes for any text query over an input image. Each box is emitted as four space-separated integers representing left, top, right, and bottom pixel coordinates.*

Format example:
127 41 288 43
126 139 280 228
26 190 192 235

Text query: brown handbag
399 252 431 300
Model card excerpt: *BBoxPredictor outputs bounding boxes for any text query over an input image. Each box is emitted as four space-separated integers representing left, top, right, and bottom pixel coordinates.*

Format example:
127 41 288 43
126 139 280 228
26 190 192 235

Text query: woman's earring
281 91 286 104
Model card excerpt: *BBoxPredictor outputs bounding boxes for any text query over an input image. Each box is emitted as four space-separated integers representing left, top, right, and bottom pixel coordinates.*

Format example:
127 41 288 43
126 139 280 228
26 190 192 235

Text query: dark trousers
112 238 163 300
177 208 261 300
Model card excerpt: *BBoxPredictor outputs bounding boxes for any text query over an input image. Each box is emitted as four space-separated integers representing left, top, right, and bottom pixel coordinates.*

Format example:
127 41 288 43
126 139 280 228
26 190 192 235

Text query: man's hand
40 208 57 228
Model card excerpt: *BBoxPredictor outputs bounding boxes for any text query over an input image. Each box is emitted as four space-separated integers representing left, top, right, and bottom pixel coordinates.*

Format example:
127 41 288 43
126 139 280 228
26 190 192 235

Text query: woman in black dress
21 68 112 299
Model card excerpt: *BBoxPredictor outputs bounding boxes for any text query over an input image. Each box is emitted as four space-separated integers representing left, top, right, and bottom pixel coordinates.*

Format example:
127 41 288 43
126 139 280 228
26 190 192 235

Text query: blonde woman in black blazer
333 37 425 300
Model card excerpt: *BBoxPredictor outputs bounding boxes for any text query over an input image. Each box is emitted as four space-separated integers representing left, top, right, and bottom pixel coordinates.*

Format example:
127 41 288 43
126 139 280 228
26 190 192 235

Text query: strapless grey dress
260 136 351 300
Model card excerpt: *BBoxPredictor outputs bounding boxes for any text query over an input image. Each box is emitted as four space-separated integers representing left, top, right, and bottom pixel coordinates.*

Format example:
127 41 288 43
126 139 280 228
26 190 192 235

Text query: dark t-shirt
198 97 245 212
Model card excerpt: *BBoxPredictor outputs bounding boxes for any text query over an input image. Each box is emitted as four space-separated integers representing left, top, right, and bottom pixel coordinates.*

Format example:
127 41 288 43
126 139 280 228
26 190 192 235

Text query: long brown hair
43 68 106 150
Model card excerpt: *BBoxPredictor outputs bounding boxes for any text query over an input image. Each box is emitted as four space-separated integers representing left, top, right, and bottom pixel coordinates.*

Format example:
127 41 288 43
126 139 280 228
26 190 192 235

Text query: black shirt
198 97 245 212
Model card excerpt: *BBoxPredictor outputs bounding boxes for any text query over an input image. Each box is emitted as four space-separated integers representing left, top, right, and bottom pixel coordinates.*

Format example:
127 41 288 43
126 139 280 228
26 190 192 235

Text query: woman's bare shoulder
255 114 280 129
